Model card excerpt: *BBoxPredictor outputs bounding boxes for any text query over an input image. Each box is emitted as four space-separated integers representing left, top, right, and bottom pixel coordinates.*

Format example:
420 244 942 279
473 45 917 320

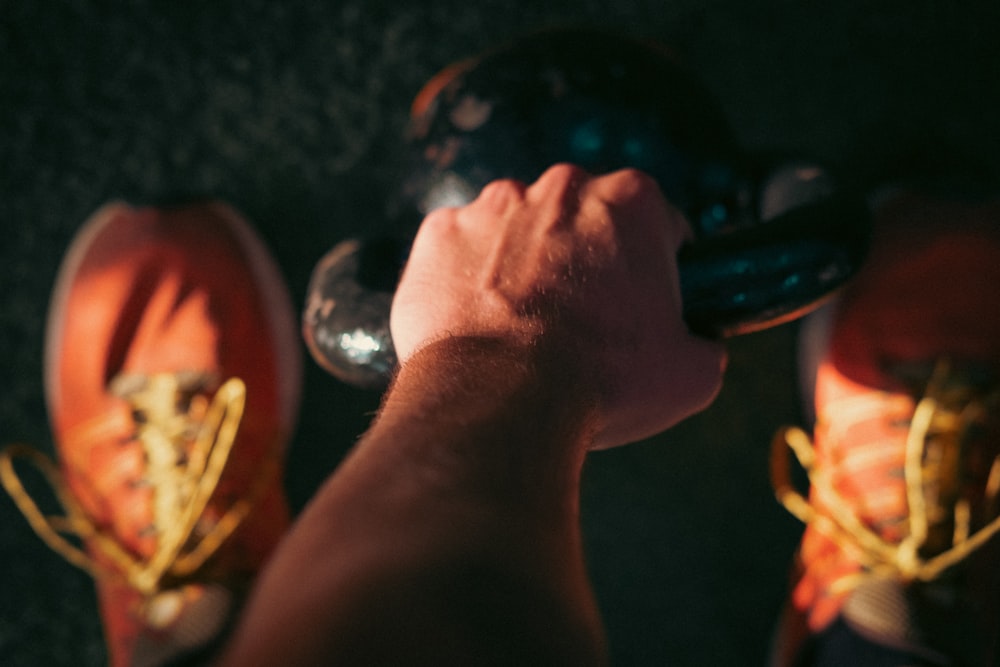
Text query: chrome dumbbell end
302 236 407 389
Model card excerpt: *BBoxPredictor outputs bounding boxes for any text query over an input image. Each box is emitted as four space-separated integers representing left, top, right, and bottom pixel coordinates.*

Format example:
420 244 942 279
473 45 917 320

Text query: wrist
369 334 598 507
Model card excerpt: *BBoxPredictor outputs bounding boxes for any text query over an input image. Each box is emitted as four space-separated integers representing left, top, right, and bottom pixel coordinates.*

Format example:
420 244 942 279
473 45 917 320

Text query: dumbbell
303 29 870 388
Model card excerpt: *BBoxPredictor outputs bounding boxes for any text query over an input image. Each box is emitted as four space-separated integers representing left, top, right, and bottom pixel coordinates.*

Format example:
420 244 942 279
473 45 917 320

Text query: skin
216 164 727 666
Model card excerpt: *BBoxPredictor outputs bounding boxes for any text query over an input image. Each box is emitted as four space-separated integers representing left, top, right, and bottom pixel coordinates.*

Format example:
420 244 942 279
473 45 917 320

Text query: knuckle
420 206 450 228
538 163 591 191
478 178 525 204
415 207 459 241
606 167 662 198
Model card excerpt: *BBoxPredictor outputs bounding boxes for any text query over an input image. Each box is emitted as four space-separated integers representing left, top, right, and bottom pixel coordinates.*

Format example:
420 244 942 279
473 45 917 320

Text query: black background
2 1 999 665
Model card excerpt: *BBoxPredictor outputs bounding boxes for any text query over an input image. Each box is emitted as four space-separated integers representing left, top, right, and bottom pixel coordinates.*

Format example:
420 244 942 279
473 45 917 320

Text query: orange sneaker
770 191 1000 666
0 201 301 666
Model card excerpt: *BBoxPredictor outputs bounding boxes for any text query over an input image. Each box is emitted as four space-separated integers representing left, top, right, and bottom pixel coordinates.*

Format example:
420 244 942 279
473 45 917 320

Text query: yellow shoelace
771 362 1000 591
0 373 271 599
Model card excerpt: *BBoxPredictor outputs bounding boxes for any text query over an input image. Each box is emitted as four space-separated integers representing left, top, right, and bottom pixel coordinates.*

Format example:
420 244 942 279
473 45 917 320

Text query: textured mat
2 2 999 665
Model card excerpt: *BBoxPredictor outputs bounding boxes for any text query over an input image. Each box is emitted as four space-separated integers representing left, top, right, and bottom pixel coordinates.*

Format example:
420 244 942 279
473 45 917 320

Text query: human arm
215 165 726 666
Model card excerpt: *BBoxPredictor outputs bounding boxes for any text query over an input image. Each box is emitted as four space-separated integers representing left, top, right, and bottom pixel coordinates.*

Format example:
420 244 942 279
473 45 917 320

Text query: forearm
372 335 597 508
217 336 607 666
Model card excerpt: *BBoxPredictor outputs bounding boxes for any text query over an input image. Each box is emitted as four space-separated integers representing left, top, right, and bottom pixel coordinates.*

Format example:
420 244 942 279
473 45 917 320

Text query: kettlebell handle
302 180 868 388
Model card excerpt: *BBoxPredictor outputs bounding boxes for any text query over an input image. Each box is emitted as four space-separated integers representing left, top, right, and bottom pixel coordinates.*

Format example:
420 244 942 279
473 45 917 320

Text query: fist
391 164 726 448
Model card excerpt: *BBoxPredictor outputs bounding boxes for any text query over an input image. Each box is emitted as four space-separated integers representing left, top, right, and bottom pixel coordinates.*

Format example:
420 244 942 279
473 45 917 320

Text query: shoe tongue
829 193 1000 392
122 271 220 377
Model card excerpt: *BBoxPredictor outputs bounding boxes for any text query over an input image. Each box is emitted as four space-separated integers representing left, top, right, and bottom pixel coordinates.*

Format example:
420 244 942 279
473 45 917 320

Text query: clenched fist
391 164 727 448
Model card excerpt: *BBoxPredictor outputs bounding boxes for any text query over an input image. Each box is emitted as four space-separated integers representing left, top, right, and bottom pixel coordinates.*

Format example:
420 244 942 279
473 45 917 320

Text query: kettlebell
303 29 870 388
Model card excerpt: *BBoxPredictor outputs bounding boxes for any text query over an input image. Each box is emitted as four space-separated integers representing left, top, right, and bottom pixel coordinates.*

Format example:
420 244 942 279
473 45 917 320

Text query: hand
390 164 727 448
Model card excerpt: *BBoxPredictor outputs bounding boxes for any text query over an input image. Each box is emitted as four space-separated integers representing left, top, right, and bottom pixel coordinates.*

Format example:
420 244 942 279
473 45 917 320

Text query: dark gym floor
2 2 999 665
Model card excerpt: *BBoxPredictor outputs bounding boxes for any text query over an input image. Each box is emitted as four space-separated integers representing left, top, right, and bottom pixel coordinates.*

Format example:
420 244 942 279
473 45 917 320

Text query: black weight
303 29 870 388
680 193 867 336
400 29 752 237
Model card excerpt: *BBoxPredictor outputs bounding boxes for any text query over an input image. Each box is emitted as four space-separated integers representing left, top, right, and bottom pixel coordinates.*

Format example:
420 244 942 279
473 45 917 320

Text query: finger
587 168 693 251
524 164 593 230
643 333 727 432
586 167 660 201
675 335 728 413
406 206 461 269
526 163 592 202
470 178 527 218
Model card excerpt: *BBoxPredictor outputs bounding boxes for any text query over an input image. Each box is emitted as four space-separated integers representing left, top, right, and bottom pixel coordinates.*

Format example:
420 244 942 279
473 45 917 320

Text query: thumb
592 335 727 450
